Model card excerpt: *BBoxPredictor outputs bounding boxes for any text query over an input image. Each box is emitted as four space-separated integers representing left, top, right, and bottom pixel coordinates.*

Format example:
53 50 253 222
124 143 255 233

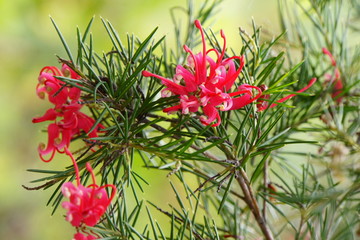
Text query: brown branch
193 173 221 194
263 156 269 222
236 168 274 240
22 179 59 191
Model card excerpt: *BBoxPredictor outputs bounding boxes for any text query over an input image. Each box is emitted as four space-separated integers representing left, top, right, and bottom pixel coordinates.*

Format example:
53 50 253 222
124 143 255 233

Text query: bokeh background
0 0 279 239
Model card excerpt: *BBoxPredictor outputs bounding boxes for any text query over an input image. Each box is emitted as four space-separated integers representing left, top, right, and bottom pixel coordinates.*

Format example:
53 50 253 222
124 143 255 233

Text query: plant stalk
237 168 274 240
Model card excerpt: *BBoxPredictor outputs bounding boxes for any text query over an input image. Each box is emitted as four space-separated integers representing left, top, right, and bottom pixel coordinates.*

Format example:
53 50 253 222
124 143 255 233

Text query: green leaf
50 17 74 63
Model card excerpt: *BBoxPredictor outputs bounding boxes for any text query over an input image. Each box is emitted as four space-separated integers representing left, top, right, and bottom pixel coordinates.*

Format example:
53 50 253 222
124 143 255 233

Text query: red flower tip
220 29 225 38
183 45 191 53
322 47 336 66
321 47 329 54
194 19 202 29
142 70 153 77
308 77 317 86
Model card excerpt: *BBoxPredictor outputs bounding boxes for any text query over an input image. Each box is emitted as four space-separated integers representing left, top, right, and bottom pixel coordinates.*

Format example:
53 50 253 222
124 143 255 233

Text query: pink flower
62 149 116 229
36 65 81 108
61 180 114 227
257 78 317 111
33 64 104 162
73 232 97 240
322 47 343 103
142 20 262 127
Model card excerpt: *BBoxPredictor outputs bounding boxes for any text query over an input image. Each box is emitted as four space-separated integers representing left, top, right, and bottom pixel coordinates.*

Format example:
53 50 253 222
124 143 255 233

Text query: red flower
62 179 115 227
33 64 104 162
36 65 81 108
257 78 317 111
73 232 97 240
142 20 262 127
62 149 116 229
322 47 343 103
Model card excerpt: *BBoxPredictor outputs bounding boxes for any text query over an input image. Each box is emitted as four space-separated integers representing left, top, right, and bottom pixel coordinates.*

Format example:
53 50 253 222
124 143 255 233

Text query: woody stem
236 168 274 240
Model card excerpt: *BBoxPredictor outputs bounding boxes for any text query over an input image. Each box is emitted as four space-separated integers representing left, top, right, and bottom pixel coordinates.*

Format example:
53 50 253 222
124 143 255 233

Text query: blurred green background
0 0 278 239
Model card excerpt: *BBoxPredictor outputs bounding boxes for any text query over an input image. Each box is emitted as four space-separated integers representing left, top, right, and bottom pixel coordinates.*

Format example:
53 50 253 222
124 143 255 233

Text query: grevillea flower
256 78 317 111
33 64 103 162
322 47 343 103
62 148 116 239
73 232 96 240
142 20 262 127
36 65 81 108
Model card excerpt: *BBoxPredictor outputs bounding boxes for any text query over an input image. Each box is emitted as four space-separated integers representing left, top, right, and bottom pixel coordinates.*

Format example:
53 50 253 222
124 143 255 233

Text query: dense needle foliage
27 0 360 239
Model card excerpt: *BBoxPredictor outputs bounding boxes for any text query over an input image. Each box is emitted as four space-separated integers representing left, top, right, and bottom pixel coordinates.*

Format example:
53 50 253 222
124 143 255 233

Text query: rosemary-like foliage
27 0 360 239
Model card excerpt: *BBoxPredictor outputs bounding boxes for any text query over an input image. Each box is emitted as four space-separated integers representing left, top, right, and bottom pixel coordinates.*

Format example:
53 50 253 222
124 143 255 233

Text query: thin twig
193 172 221 193
237 168 274 240
263 156 269 222
22 179 59 190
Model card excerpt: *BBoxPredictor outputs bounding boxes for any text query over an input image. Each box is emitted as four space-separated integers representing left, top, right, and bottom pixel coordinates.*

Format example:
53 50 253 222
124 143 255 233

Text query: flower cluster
142 20 262 127
322 47 343 103
32 64 103 162
62 180 114 228
33 64 116 239
62 149 116 240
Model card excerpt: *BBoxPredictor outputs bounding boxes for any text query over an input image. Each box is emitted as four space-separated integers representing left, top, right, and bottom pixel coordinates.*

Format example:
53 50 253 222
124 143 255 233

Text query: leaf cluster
27 0 360 239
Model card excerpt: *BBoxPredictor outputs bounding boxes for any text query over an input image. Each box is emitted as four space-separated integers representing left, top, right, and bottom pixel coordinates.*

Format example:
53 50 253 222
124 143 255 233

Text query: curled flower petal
32 108 59 123
38 123 60 162
200 104 221 127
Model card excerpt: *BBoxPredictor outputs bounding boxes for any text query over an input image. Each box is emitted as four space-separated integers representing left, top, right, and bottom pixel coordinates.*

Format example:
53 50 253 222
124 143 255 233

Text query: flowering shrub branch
26 0 360 239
